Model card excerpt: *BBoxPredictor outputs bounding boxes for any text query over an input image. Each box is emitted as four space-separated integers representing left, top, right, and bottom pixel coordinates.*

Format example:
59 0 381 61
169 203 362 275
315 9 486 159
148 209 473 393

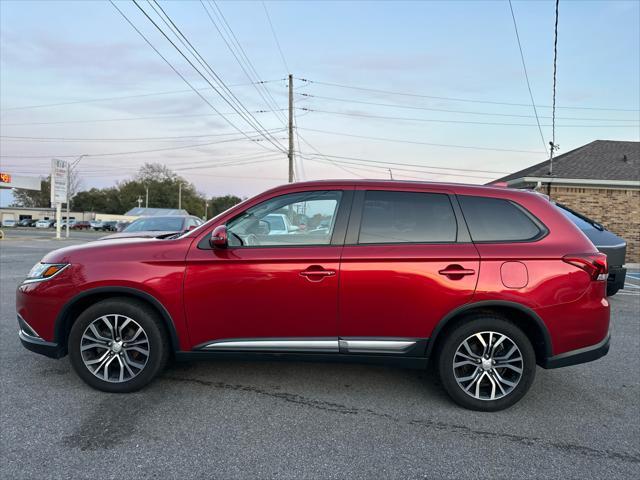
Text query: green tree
208 195 243 219
11 177 51 207
69 163 207 216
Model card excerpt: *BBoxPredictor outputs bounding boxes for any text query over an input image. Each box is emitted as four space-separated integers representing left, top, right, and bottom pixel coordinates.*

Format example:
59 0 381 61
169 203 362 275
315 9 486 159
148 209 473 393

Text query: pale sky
1 0 639 206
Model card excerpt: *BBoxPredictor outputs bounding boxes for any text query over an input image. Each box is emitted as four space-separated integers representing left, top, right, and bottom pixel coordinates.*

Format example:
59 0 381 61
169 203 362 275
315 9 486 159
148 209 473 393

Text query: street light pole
66 154 87 238
178 182 182 210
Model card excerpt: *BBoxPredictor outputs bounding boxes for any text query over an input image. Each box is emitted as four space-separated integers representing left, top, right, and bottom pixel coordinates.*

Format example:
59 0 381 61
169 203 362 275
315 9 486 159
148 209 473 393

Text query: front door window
227 191 342 247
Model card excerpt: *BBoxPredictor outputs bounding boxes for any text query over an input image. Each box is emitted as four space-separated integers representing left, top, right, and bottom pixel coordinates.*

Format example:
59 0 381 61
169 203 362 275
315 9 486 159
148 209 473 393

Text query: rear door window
458 195 543 242
358 191 457 244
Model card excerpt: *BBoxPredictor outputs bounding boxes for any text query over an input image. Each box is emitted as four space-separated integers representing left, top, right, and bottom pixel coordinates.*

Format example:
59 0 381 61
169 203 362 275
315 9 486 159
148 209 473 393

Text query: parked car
554 203 626 296
71 221 92 230
99 215 203 240
35 219 54 228
17 181 610 411
18 218 36 227
60 220 76 228
116 221 131 232
100 221 118 232
1 218 17 227
90 220 104 230
263 213 298 235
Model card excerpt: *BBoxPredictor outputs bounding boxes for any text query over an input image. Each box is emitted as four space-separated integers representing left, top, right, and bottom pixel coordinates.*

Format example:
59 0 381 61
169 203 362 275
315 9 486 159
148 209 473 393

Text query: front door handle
438 265 476 279
300 266 336 281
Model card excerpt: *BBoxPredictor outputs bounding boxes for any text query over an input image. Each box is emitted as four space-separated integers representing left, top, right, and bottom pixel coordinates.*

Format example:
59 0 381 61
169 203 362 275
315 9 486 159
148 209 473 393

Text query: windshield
124 217 184 232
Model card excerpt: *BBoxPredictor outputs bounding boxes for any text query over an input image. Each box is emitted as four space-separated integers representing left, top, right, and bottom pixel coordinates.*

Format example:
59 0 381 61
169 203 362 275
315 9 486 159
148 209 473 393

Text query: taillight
563 253 608 281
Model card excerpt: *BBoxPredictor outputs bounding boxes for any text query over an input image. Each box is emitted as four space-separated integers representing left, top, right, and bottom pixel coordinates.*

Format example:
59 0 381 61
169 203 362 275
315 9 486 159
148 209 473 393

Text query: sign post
50 159 68 240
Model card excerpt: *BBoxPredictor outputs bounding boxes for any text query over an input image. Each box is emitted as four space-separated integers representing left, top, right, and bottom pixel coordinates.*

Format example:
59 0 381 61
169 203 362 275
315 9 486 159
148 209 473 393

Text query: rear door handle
438 265 476 278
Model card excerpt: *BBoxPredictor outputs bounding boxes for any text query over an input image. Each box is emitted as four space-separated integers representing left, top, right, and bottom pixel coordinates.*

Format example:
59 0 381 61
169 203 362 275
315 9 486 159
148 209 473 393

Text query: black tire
437 314 536 412
606 284 620 297
68 297 169 393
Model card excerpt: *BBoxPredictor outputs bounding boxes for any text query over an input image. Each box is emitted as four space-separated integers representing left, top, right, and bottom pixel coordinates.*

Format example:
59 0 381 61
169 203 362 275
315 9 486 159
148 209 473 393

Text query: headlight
23 263 69 284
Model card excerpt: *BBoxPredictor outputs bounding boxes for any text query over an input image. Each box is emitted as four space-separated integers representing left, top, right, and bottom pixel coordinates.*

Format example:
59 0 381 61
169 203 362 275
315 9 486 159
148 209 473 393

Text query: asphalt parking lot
1 235 639 479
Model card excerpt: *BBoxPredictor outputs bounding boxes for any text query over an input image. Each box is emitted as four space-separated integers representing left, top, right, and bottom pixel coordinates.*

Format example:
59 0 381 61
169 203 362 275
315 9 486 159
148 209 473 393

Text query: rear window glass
458 196 542 242
359 191 457 244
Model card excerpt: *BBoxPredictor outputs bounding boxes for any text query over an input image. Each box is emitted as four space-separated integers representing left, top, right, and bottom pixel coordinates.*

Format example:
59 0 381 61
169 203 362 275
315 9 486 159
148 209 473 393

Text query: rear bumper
542 331 610 369
607 266 626 290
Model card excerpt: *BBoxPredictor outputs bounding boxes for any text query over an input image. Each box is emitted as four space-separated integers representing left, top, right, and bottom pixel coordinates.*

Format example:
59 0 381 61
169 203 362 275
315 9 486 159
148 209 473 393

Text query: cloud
0 30 173 88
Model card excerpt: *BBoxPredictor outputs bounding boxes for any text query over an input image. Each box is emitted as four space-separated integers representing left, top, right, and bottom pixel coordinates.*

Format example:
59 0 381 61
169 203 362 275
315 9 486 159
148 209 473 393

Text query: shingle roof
491 140 639 184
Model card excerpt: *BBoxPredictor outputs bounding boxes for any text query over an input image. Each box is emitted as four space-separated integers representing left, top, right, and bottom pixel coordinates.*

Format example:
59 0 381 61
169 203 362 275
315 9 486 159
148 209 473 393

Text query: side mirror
209 225 228 249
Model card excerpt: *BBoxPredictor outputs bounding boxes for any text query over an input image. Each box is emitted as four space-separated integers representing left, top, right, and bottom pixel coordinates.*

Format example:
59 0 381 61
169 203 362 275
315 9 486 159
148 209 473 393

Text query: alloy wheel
80 314 150 383
452 331 523 401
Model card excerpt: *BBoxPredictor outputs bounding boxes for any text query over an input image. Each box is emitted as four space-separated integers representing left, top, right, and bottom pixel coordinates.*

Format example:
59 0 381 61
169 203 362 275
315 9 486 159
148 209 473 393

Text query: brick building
490 140 640 263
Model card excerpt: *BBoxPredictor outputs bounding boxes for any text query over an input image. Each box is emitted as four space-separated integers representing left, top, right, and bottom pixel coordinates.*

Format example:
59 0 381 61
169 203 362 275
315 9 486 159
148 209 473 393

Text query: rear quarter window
458 195 544 242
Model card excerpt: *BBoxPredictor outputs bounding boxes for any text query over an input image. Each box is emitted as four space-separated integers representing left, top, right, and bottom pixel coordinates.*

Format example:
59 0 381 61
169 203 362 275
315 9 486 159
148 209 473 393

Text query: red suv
17 181 610 411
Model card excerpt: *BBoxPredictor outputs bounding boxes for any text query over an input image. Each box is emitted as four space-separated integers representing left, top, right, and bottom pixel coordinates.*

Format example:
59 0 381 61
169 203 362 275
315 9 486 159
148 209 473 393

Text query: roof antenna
388 168 394 180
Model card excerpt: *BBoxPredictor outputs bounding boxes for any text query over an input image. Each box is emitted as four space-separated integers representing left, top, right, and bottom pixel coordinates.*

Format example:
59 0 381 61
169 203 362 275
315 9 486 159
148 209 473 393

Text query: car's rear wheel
437 314 536 411
68 298 169 393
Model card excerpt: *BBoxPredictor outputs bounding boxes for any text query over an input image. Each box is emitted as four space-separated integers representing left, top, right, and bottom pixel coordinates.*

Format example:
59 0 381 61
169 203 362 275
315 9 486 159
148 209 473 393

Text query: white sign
50 159 68 206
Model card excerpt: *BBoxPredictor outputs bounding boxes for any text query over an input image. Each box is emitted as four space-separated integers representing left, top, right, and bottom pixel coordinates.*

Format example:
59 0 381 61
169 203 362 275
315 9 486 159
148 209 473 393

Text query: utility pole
288 73 294 183
145 186 149 208
204 200 208 221
178 182 182 210
66 154 86 238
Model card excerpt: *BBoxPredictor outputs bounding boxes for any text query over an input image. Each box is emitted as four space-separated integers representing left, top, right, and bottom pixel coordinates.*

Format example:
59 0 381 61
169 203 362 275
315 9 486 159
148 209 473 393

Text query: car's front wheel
437 314 536 411
68 298 169 393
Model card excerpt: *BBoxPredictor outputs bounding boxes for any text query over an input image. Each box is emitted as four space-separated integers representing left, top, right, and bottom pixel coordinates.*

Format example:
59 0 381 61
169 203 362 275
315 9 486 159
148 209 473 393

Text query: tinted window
458 196 542 242
124 217 185 232
358 191 457 244
227 191 342 247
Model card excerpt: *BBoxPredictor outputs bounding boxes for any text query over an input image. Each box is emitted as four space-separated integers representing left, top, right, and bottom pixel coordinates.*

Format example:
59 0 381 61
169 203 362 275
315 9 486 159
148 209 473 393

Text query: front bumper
542 332 610 369
17 315 65 359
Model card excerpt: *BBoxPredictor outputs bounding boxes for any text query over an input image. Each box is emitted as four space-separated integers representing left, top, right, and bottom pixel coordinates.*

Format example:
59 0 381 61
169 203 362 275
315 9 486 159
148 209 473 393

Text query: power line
0 80 284 113
508 0 548 156
141 0 287 153
296 92 635 122
0 132 273 159
199 0 287 126
295 151 509 175
0 109 285 127
0 129 285 143
300 154 498 181
297 77 639 112
110 1 282 156
262 1 290 73
209 0 287 125
298 126 544 154
300 107 637 128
